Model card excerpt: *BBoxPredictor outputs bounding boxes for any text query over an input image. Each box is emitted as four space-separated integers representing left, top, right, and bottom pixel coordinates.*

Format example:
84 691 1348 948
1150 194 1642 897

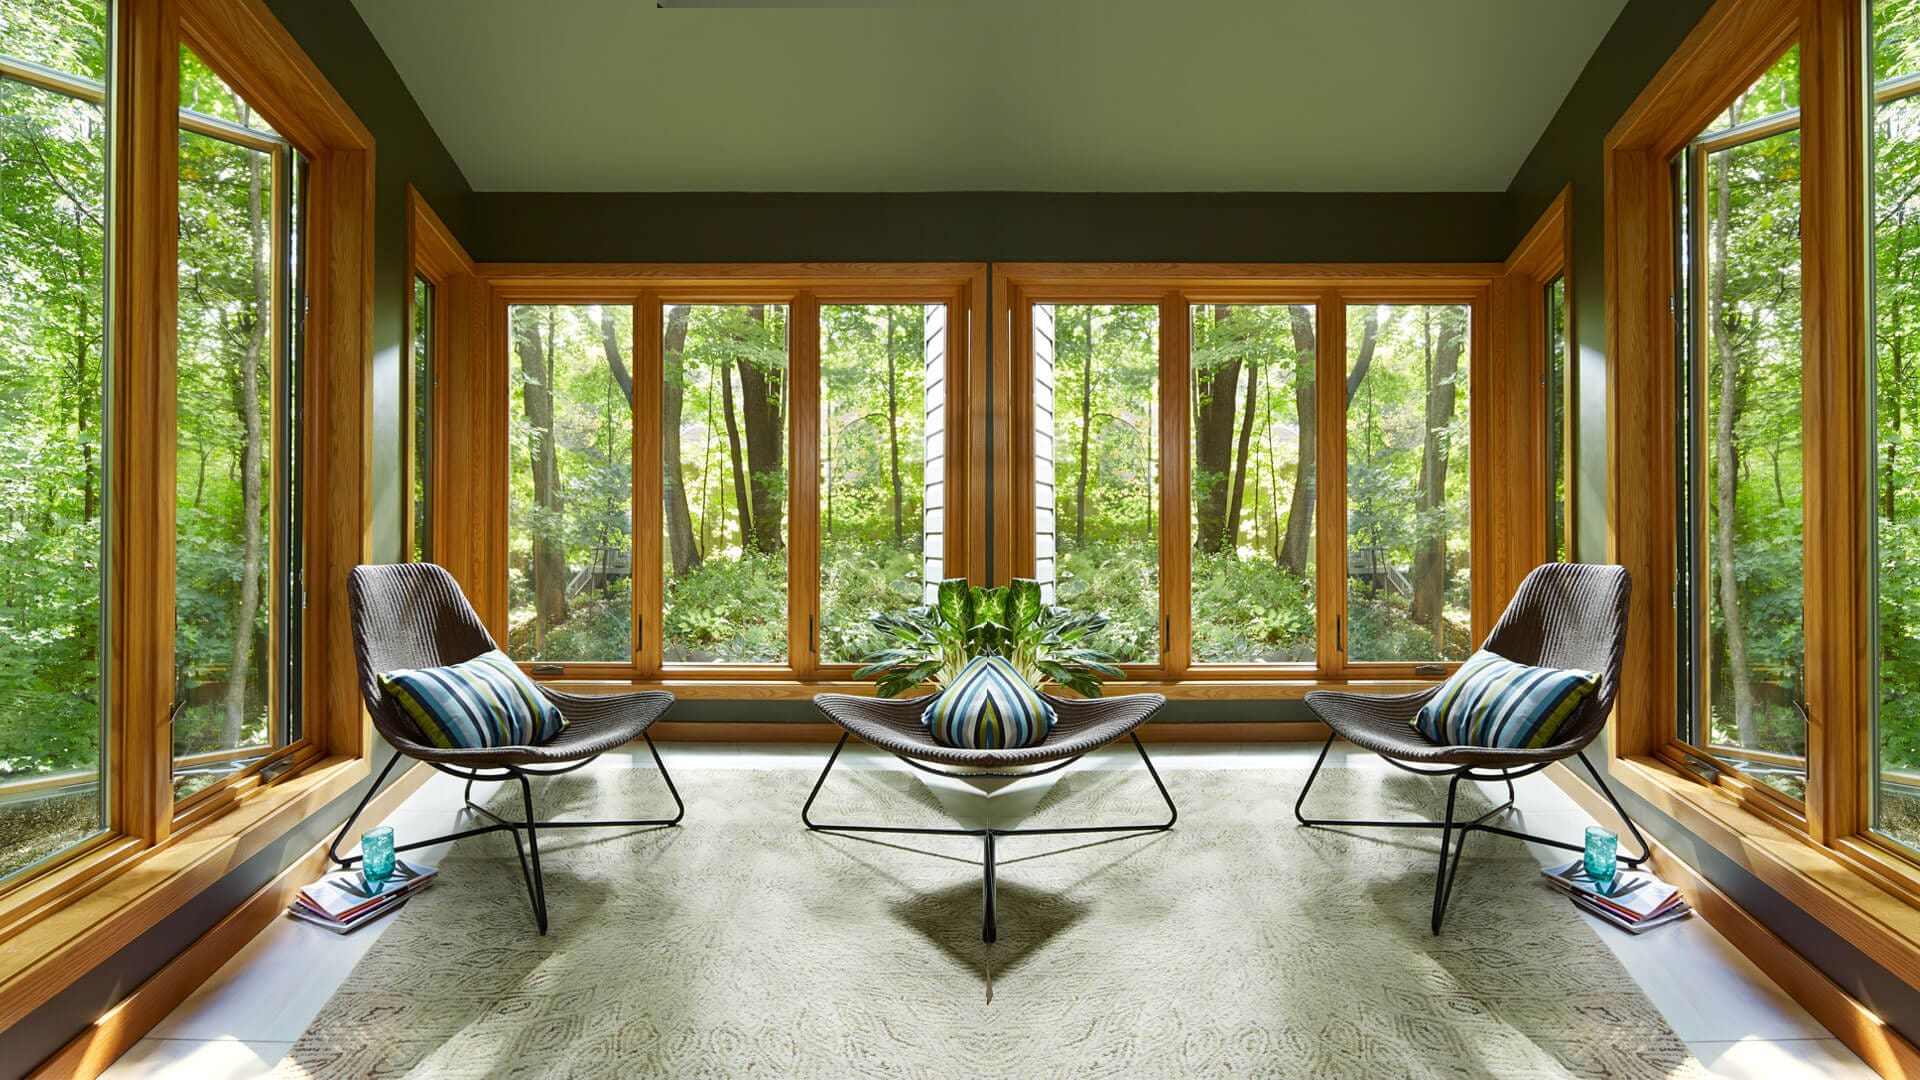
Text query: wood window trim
403 185 473 567
994 263 1518 686
0 0 374 1028
1606 0 1920 975
476 263 988 680
1502 184 1573 578
535 677 1446 701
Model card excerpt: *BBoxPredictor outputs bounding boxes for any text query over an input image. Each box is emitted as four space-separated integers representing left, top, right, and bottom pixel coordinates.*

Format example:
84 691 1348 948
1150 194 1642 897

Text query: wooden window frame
1503 185 1575 570
404 185 476 571
476 263 987 687
1607 0 1920 986
994 263 1528 692
0 0 372 1031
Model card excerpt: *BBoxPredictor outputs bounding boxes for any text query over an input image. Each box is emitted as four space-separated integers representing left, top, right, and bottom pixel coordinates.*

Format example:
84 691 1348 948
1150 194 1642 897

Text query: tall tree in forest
514 307 567 651
1711 94 1759 744
736 305 784 554
721 354 752 549
658 305 700 575
220 109 267 745
599 307 634 404
1076 306 1094 544
1278 307 1379 573
1194 305 1245 554
885 307 903 545
1225 355 1259 547
1409 308 1464 645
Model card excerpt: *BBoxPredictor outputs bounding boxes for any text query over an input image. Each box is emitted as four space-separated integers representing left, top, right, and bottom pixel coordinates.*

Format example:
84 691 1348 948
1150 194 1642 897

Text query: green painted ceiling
350 0 1627 192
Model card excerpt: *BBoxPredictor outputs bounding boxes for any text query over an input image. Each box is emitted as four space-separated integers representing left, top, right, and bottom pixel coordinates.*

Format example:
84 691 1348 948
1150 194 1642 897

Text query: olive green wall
1505 0 1920 1044
4 0 469 1073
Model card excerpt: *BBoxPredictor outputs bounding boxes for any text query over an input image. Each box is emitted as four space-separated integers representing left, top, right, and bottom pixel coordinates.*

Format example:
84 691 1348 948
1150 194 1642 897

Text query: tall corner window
0 0 110 878
1031 302 1161 663
1344 303 1472 663
506 304 634 664
1674 47 1807 806
1545 274 1570 562
171 44 306 803
1189 304 1315 665
817 303 943 663
409 274 432 563
1871 0 1920 855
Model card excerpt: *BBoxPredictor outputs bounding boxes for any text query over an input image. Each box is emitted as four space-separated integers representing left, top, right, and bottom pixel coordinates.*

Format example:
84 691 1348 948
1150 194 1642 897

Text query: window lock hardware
1414 663 1448 677
530 663 564 676
1680 751 1722 784
1162 614 1170 655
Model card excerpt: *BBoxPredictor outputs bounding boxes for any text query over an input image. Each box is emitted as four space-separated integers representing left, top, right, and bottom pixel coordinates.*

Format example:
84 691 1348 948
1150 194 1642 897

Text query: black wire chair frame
802 698 1176 943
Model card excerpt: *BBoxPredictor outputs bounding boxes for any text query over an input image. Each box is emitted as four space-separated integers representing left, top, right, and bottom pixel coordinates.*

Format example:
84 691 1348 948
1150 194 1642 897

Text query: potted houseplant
853 576 1125 699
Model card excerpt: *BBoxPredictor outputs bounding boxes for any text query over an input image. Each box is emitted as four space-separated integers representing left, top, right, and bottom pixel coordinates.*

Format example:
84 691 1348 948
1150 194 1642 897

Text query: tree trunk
221 125 268 746
736 305 785 554
599 308 634 406
1409 309 1464 651
885 307 903 545
660 305 699 574
1708 113 1758 744
1224 357 1259 549
1194 305 1242 554
721 353 752 549
514 308 568 652
1279 308 1317 574
1076 306 1094 544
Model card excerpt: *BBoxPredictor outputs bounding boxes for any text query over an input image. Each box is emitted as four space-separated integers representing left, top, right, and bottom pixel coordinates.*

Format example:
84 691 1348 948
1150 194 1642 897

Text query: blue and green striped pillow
378 650 565 749
1412 649 1599 750
923 655 1055 750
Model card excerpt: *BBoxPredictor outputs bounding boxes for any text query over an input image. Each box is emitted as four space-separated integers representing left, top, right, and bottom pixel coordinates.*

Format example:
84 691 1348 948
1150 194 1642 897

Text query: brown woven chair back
347 563 500 751
1481 562 1631 753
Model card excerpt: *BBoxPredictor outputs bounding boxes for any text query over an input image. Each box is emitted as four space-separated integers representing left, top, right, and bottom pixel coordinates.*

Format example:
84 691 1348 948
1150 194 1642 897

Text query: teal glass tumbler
361 826 396 894
1583 825 1618 893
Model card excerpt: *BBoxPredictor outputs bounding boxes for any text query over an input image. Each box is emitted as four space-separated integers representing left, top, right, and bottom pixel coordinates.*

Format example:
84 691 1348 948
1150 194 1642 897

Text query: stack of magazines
1542 859 1692 934
287 860 437 934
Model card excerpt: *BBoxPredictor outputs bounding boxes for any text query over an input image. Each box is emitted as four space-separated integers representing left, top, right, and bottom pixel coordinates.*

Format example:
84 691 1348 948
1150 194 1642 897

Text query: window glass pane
174 51 296 800
179 45 277 134
661 304 788 664
1872 0 1920 852
1190 304 1314 664
411 275 431 563
1546 275 1569 562
818 304 938 663
1034 304 1159 663
506 304 634 663
1703 46 1799 132
1345 304 1471 663
0 0 108 82
0 73 107 877
1693 122 1806 803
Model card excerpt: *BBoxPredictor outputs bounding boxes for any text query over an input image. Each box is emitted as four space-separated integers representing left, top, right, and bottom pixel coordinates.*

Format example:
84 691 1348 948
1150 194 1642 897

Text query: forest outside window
1545 275 1569 562
172 46 306 802
1673 48 1808 808
410 274 432 563
0 1 110 881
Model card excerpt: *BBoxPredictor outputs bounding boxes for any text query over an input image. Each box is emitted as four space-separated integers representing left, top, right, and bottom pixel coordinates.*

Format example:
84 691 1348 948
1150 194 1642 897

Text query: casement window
410 274 432 562
1545 274 1570 562
478 268 981 684
0 0 370 923
1002 270 1517 686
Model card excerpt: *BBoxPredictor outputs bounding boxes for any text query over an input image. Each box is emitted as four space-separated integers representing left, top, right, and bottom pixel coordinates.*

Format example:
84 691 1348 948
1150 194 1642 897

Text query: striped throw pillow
923 655 1055 750
1412 649 1599 750
378 650 565 749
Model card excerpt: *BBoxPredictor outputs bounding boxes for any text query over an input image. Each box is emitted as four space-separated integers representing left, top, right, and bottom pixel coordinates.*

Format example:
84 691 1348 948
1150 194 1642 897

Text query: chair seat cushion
1412 649 1598 750
922 655 1055 749
378 649 565 749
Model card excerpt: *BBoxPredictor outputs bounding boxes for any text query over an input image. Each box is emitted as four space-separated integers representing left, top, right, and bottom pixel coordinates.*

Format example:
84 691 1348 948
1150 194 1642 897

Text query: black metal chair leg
982 831 998 943
1431 774 1462 933
326 751 403 869
1292 733 1337 825
641 733 686 826
1580 751 1652 869
516 771 549 935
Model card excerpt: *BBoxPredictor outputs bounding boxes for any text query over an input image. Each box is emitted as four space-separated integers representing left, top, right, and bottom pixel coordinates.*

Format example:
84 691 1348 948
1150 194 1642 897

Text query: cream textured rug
277 763 1699 1078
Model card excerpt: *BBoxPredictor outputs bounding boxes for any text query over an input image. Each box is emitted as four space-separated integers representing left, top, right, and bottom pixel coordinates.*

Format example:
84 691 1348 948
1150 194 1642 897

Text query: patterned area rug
278 762 1699 1078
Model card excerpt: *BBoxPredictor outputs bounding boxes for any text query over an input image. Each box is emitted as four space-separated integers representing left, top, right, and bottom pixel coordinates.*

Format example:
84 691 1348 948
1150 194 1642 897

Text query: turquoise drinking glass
361 826 396 894
1583 825 1618 893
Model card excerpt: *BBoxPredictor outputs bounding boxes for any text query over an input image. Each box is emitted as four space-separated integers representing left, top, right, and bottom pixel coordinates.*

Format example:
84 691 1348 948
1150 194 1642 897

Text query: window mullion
1160 292 1190 678
1314 292 1348 677
634 295 663 676
789 291 821 679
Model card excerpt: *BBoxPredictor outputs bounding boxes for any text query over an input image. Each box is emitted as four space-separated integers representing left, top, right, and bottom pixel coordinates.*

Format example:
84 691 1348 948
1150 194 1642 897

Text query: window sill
1611 753 1920 989
0 754 375 1032
536 677 1442 701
